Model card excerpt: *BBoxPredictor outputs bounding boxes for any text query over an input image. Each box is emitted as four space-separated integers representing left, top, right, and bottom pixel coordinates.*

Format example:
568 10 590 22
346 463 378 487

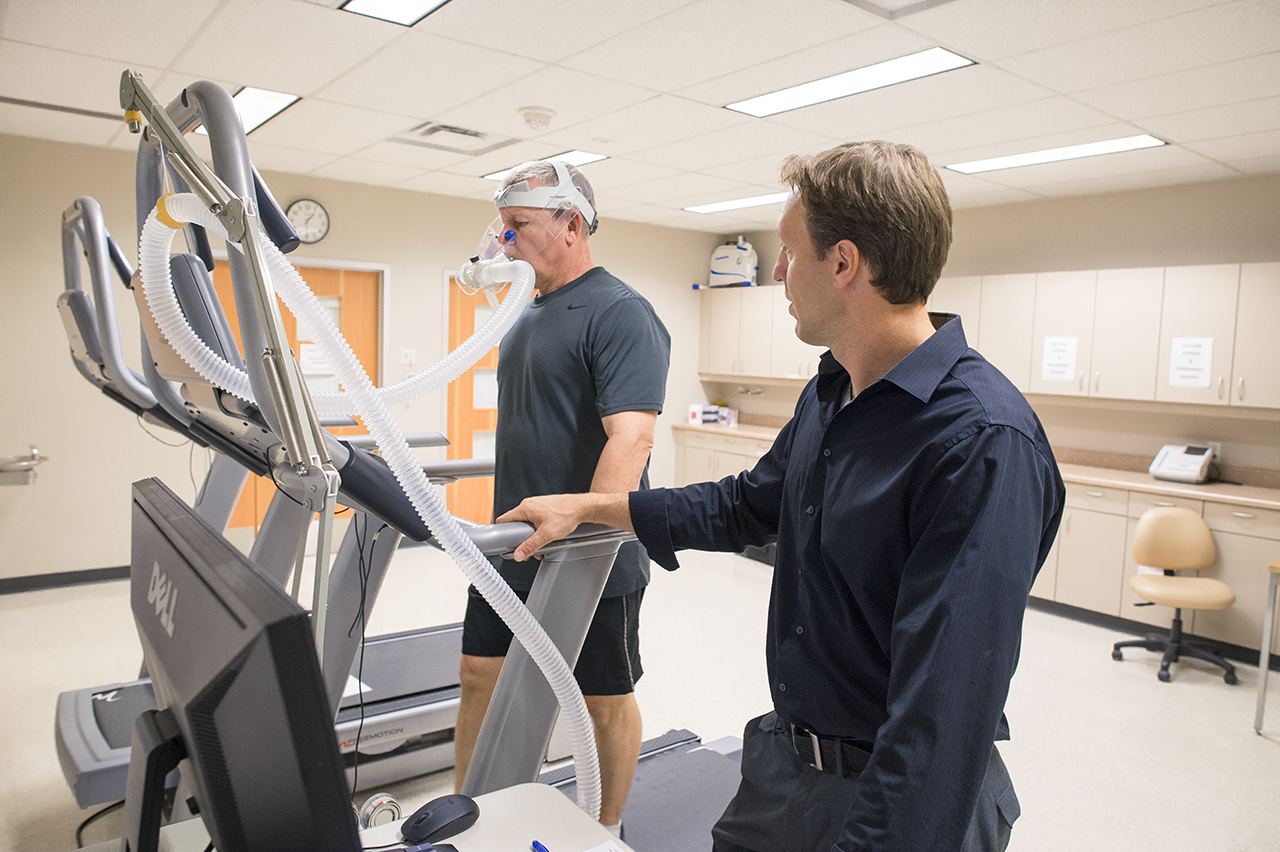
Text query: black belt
787 722 872 777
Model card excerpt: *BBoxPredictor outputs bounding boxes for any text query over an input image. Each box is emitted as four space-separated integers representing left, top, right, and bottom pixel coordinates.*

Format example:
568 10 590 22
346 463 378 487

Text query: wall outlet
400 348 415 366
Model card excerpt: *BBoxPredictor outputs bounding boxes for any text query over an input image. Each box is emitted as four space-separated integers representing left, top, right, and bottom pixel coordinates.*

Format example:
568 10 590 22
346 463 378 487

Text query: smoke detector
520 107 555 131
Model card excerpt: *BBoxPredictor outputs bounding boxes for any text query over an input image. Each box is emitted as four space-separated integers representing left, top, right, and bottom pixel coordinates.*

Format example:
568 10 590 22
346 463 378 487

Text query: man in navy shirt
499 142 1064 852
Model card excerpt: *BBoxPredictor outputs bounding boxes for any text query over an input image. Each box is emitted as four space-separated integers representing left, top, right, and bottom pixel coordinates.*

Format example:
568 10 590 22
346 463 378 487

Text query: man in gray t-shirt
453 160 670 835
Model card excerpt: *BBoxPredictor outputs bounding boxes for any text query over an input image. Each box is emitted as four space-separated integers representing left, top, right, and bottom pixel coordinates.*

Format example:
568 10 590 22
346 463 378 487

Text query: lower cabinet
674 428 775 487
1038 480 1280 655
1053 484 1128 616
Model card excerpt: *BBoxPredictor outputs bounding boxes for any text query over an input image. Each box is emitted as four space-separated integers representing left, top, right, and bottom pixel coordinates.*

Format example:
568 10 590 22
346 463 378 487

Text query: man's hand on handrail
497 492 634 562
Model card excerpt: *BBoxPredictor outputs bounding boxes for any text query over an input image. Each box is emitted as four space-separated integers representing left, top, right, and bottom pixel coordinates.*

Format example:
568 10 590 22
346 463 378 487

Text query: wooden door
211 262 380 531
446 281 499 524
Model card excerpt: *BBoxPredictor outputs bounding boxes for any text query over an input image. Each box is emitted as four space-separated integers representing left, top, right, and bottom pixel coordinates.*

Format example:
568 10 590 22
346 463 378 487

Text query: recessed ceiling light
684 192 790 215
340 0 453 26
195 87 299 135
725 47 973 118
945 134 1167 174
482 150 609 181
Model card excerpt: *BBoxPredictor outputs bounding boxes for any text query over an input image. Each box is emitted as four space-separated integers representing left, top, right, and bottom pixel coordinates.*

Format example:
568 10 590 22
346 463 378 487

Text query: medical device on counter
706 235 757 287
1149 443 1218 484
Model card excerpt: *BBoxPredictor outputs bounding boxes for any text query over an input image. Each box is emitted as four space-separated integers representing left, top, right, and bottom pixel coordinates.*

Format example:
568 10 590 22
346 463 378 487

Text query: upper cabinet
1090 268 1163 401
698 263 1280 413
1231 263 1280 409
769 287 824 380
1155 264 1239 406
702 287 774 376
977 274 1036 392
1029 270 1096 397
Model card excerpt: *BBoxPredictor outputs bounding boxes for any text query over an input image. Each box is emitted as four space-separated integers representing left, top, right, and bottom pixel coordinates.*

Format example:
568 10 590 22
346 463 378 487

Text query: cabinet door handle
1085 490 1105 498
1064 512 1071 534
1094 371 1100 393
1238 377 1246 401
1218 377 1225 399
1232 511 1257 519
1154 500 1175 507
1078 371 1085 392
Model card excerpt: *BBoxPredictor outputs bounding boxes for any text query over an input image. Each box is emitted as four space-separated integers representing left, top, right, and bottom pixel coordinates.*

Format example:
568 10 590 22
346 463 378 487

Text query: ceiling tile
247 99 419 156
396 170 496 198
311 28 543 118
767 64 1052 140
1074 52 1280 121
437 139 578 179
0 102 119 147
900 0 1222 62
930 121 1152 167
561 0 882 93
608 171 753 206
312 157 424 187
1008 161 1242 198
949 187 1042 209
538 95 752 157
0 0 221 66
675 22 931 108
420 0 701 63
173 0 404 96
350 140 474 171
1138 96 1280 144
998 0 1280 94
627 120 842 173
1183 128 1280 164
0 41 162 116
239 142 339 174
427 66 657 144
1228 153 1280 175
887 96 1116 159
570 158 683 193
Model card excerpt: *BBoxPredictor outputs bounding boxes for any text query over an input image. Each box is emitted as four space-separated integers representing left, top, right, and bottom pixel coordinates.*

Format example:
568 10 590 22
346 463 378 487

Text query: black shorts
461 585 644 696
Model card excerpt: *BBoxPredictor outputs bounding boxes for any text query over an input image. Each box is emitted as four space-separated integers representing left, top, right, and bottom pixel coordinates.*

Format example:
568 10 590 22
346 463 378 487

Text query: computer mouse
400 793 480 844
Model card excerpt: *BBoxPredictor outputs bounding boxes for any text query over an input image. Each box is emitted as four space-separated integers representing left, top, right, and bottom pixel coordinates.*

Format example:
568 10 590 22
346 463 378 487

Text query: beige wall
0 133 718 579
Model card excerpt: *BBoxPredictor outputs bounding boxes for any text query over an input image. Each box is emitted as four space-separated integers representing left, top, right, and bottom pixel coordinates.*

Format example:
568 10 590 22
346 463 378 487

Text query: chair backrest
1131 506 1216 571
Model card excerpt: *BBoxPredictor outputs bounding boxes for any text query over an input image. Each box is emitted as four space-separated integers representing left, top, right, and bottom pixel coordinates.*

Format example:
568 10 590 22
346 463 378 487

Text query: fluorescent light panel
945 134 1167 174
195 87 298 135
726 47 973 118
482 150 609 182
340 0 453 26
685 192 790 215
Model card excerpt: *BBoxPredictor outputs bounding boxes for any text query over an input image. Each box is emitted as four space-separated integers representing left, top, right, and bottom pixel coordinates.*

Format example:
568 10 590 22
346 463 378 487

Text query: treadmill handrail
458 520 633 559
61 197 156 410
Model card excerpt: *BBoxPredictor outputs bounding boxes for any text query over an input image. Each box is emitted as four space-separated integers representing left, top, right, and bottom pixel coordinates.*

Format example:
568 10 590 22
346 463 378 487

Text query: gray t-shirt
493 266 671 595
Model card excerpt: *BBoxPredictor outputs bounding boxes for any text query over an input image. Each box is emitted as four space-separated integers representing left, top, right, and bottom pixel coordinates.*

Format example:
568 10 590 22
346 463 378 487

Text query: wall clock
286 198 330 244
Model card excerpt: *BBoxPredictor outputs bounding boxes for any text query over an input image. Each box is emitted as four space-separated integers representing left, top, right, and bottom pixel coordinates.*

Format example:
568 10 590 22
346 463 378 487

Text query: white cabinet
1029 270 1096 397
977 274 1035 392
1030 533 1060 601
928 275 982 338
673 428 775 487
1195 502 1280 649
1053 484 1128 616
1090 267 1163 401
1230 262 1280 409
769 287 824 379
702 287 774 376
1155 264 1239 406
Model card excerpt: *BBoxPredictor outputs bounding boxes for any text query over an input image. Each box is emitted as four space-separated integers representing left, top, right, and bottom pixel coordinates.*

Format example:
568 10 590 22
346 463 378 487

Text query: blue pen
531 841 551 852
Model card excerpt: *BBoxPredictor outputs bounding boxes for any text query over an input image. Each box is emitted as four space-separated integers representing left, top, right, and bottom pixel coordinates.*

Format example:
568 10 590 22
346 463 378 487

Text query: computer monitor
121 477 361 852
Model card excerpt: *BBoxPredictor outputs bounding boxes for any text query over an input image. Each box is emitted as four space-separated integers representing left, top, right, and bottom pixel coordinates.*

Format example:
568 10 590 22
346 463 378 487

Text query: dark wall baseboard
0 566 130 596
1028 596 1280 672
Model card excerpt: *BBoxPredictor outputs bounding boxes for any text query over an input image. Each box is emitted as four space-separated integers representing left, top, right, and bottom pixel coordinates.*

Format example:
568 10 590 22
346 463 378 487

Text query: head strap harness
494 160 598 234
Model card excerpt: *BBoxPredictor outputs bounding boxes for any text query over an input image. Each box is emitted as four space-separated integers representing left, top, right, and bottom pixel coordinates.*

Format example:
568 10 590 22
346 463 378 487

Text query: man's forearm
499 491 635 562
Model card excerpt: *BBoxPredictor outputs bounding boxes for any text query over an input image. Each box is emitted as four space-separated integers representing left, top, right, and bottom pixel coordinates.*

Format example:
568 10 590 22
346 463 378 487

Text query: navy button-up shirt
631 315 1064 850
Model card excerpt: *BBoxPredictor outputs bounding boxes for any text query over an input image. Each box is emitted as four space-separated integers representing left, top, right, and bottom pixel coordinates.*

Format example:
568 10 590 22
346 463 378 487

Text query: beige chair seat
1131 574 1236 611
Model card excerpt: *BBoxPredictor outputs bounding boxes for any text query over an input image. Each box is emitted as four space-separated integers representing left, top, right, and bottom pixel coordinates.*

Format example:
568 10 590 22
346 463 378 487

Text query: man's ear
831 239 861 289
563 211 586 246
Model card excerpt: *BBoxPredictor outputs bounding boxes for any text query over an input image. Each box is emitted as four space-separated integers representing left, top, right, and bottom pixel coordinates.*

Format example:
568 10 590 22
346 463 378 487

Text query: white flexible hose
137 193 602 818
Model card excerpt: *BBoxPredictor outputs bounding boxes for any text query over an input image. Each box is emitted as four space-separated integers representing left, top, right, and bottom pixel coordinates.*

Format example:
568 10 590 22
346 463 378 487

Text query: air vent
390 121 517 156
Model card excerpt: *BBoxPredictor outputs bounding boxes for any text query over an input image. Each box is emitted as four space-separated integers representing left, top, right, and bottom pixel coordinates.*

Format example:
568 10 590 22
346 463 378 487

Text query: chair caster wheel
1158 669 1171 683
1225 671 1238 685
1112 649 1124 661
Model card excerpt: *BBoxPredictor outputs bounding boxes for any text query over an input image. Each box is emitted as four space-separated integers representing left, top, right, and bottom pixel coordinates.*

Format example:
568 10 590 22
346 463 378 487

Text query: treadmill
53 74 628 807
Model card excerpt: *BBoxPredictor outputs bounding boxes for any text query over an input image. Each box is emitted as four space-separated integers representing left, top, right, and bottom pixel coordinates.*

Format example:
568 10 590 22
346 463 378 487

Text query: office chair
1112 506 1238 684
